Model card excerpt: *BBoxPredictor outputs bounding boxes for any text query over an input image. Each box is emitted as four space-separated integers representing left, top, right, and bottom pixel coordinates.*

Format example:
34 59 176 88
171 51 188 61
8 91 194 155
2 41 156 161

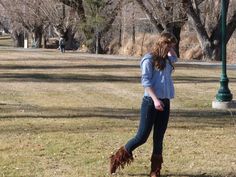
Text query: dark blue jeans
125 96 170 155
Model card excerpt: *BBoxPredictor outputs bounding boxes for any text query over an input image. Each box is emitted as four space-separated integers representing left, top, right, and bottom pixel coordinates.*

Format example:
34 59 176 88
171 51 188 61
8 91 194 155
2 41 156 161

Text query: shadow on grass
127 173 229 177
0 57 138 62
173 76 236 83
0 73 140 83
0 104 235 123
0 103 235 117
0 72 235 83
0 64 139 70
1 103 236 118
0 105 235 134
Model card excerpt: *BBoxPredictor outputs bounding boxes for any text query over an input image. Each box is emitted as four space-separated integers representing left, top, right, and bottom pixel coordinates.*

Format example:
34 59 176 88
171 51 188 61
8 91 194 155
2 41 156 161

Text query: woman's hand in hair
168 47 177 58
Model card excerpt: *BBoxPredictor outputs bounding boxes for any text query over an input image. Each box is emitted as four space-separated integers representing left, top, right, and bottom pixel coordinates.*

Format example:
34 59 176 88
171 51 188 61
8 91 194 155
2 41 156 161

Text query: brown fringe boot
109 146 134 174
150 154 163 177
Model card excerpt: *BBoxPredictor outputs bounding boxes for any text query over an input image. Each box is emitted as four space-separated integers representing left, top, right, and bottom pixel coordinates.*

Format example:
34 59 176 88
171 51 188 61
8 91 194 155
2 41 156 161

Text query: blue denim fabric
140 53 177 99
125 96 170 155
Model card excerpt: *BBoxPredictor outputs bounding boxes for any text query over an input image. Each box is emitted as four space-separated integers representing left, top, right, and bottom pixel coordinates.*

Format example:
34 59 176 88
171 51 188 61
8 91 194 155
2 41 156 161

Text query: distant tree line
0 0 236 61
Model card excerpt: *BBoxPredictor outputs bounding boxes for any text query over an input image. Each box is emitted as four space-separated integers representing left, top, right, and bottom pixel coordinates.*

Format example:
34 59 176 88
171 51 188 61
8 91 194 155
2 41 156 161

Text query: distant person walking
109 32 178 177
59 36 65 53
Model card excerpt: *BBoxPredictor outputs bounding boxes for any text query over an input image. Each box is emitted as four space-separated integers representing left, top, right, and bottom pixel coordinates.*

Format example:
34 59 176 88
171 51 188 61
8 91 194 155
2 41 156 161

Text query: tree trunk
97 32 105 54
43 35 47 48
90 32 105 54
201 40 221 61
34 26 43 48
196 35 222 62
95 29 99 54
141 32 146 56
13 32 24 47
3 27 10 34
201 40 213 60
164 23 182 58
118 23 122 48
212 44 221 61
184 0 236 61
131 0 136 55
172 26 181 58
64 27 77 50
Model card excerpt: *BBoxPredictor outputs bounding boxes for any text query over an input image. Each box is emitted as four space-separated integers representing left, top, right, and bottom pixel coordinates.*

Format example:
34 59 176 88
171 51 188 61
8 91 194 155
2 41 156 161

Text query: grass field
0 35 13 47
0 48 235 177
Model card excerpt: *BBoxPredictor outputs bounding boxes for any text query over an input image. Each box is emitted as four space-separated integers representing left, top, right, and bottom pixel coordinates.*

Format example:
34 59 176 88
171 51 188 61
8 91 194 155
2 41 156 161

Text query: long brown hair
151 32 177 70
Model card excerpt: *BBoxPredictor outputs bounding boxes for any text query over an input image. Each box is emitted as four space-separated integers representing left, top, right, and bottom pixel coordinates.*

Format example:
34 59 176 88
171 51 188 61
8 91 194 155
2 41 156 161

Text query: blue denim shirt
140 53 177 99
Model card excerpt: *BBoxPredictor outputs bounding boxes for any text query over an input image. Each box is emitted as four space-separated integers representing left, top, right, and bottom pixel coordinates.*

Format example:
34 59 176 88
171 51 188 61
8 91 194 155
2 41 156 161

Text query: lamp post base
212 100 236 109
216 77 232 102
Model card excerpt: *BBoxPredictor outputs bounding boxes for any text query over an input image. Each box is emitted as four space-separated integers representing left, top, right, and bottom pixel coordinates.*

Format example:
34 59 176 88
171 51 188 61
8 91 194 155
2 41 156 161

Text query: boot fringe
110 146 133 174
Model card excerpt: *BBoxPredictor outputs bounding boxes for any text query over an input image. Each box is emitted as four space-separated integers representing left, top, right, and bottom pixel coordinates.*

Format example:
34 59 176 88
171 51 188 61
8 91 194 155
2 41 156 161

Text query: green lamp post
215 0 233 102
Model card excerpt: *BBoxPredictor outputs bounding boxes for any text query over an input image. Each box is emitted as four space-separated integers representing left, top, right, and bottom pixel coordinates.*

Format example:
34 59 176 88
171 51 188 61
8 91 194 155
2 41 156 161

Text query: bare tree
0 0 24 47
133 0 187 57
39 0 80 49
0 0 49 47
0 5 11 34
183 0 236 60
133 0 236 60
0 0 78 48
59 0 123 53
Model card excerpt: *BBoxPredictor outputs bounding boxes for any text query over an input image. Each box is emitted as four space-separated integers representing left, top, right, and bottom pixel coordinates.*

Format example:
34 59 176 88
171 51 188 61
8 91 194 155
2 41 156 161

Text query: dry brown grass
0 49 235 177
0 35 13 47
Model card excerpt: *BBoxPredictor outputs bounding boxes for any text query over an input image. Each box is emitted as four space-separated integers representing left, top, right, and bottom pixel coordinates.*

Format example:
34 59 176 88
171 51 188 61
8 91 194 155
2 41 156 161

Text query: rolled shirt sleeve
168 55 178 63
140 55 153 88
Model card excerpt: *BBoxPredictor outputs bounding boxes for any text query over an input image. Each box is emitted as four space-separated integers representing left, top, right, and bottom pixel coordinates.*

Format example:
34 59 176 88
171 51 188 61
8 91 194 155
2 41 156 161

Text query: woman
109 32 178 177
59 36 65 53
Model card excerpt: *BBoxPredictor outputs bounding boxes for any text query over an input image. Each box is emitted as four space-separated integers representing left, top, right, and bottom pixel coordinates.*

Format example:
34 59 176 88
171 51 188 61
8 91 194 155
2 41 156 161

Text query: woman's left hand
154 99 164 111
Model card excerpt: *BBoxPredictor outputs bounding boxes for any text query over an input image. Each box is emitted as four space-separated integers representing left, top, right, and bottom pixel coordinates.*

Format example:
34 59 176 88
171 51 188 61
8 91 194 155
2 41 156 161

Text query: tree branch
226 9 236 43
184 0 210 42
59 0 86 23
134 0 164 33
210 0 230 42
101 0 123 35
